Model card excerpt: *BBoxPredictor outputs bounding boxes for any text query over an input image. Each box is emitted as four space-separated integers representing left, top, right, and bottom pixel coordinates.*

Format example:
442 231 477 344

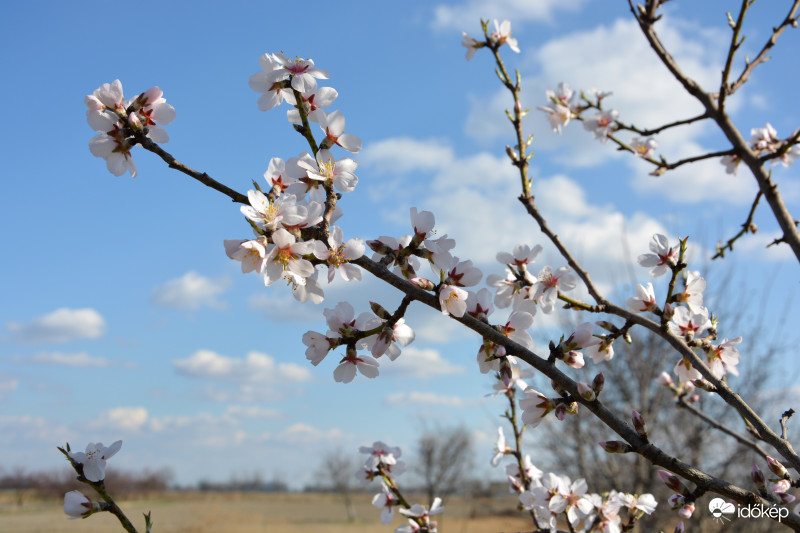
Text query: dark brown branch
134 133 249 205
614 111 709 136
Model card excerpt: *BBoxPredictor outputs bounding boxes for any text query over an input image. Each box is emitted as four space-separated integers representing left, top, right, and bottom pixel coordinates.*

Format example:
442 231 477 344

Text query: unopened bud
565 401 578 415
595 320 614 332
505 145 519 162
678 503 695 519
369 301 390 319
657 371 674 387
577 382 596 401
668 494 686 509
632 410 647 438
658 470 686 493
767 455 789 479
674 521 685 533
598 441 634 454
592 372 605 394
408 277 435 291
691 379 716 392
752 463 767 491
554 403 567 420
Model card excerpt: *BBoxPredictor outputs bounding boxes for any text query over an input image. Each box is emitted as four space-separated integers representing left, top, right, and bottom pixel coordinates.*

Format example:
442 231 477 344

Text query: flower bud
658 470 686 493
678 503 695 519
408 277 435 291
766 456 789 479
592 372 605 394
656 371 674 387
674 521 685 533
632 410 647 438
668 494 686 509
369 301 390 320
565 401 578 415
64 491 95 519
598 441 634 454
752 463 767 491
577 382 596 401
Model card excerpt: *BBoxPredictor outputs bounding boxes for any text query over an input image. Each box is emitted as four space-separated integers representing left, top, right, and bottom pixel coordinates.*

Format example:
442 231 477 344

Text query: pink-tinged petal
86 110 118 132
89 135 114 158
271 228 295 247
333 362 357 383
150 101 176 125
315 87 338 107
325 110 346 136
357 356 380 378
258 91 284 112
146 125 169 143
337 133 362 153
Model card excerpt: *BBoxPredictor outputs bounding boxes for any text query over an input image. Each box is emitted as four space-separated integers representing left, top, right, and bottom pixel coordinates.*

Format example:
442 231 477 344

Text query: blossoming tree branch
69 1 800 532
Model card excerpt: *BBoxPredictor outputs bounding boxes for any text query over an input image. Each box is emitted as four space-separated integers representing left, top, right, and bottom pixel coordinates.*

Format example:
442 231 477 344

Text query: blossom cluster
490 426 657 532
61 441 122 519
721 122 800 174
86 81 175 177
358 441 444 532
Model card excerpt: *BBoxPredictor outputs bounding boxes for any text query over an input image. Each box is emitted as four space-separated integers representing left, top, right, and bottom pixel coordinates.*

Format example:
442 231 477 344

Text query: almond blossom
314 226 365 283
496 243 543 269
519 388 556 427
285 86 338 124
668 306 711 339
318 110 362 153
68 440 122 482
248 53 289 111
583 109 619 141
438 285 469 317
631 136 657 158
333 349 380 383
488 19 520 53
637 233 677 277
269 52 330 94
538 102 573 133
298 149 359 193
533 265 578 314
705 336 742 378
627 282 657 313
262 228 316 286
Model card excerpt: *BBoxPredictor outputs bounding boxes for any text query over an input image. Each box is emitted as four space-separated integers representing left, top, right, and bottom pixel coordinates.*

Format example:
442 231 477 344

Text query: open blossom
631 136 657 158
372 482 398 525
519 388 556 427
69 441 122 482
298 149 358 193
262 229 316 286
285 86 338 124
461 32 483 60
549 477 594 526
583 109 618 141
86 80 175 178
333 350 380 383
675 270 705 310
538 102 572 133
668 306 711 339
627 282 657 313
533 266 578 314
489 19 520 53
491 427 509 466
241 190 307 231
269 52 330 93
637 233 677 277
705 336 742 378
546 82 575 108
318 110 362 153
438 285 469 317
721 153 741 174
496 243 543 269
750 122 779 153
314 226 365 283
249 53 289 111
224 237 268 274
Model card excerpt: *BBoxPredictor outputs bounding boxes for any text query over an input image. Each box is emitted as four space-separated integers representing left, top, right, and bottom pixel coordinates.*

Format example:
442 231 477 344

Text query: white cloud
385 391 468 407
248 292 321 322
173 349 313 384
93 407 149 432
381 347 466 379
151 271 231 310
22 351 112 367
276 422 344 444
224 405 282 420
432 0 587 30
4 308 106 344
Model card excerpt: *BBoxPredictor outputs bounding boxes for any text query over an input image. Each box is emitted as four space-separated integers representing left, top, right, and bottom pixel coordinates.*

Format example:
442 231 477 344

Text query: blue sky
2 0 799 490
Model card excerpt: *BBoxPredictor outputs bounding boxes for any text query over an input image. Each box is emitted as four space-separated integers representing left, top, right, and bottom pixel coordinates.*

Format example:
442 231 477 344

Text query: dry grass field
1 491 534 533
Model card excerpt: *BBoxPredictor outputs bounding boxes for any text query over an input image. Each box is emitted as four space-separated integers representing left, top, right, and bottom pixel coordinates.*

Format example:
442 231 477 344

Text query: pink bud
598 441 634 454
592 372 605 393
766 456 788 479
752 463 767 490
370 301 390 319
632 410 647 437
656 371 673 387
673 521 685 533
408 277 435 291
678 503 694 519
658 470 683 492
577 382 596 401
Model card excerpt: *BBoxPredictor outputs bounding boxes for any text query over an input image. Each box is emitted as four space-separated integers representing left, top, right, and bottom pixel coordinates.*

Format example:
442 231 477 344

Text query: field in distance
1 491 533 533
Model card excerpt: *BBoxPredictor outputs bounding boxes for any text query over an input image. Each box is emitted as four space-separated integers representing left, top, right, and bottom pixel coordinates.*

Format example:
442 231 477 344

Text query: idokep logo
708 498 735 523
707 497 791 524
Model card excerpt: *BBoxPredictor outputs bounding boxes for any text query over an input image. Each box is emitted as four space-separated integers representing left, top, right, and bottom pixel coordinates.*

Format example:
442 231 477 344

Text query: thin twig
677 396 770 457
713 190 762 259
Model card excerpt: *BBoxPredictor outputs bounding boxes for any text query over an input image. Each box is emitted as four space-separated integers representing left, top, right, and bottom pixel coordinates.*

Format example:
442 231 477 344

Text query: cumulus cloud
0 377 18 399
385 391 468 407
173 349 313 385
93 407 149 432
432 0 587 30
151 271 231 310
4 308 106 344
380 347 466 379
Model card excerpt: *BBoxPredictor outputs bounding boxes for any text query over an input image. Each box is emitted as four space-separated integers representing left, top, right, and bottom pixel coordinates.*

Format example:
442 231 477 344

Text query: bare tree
316 449 359 522
413 425 474 506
